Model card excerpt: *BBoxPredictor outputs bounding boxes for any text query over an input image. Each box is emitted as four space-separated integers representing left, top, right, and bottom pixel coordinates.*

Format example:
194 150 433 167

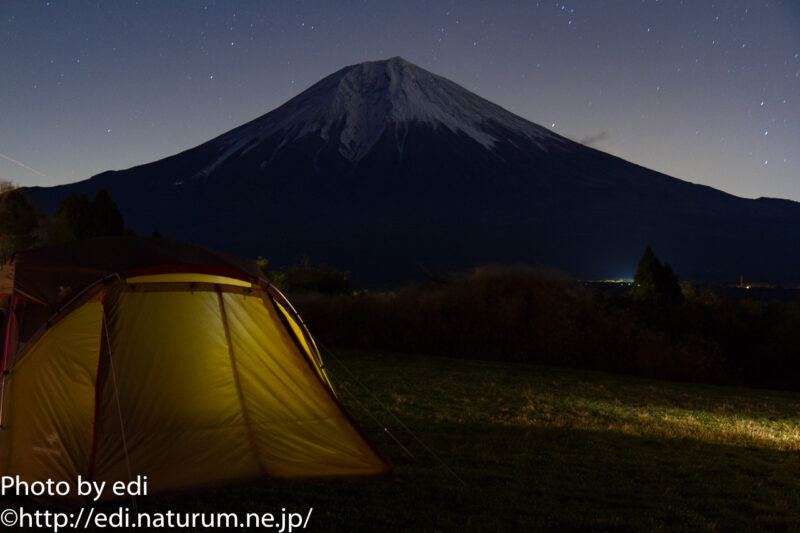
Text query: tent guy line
318 341 467 487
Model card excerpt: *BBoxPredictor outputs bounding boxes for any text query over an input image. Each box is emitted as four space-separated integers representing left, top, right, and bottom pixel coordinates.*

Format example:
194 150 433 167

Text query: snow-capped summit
293 56 564 159
202 57 567 172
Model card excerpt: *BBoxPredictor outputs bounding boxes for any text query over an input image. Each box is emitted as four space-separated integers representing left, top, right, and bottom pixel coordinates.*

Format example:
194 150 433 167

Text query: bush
287 264 800 391
292 266 638 372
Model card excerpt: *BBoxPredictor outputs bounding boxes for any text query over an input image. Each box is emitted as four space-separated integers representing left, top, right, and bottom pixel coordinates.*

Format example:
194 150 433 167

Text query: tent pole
7 274 119 370
266 284 326 368
0 295 18 453
101 307 137 512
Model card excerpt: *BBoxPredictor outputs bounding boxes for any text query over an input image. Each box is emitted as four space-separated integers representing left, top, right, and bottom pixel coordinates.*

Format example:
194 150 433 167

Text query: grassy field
7 350 800 531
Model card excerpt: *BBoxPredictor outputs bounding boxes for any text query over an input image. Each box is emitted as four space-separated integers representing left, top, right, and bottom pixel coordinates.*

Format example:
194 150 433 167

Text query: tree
50 189 125 243
89 189 124 237
631 245 683 305
0 180 16 195
0 187 39 263
50 193 89 242
258 257 352 294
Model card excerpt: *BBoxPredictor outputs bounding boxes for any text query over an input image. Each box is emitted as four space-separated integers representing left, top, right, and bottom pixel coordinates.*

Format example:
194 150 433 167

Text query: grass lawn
5 350 800 531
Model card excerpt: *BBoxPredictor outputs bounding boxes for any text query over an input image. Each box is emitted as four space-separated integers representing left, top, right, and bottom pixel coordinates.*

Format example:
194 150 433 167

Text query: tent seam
216 285 269 477
86 306 107 483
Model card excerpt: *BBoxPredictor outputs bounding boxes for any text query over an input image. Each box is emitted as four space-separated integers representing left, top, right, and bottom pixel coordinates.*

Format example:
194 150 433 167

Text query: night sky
2 1 798 201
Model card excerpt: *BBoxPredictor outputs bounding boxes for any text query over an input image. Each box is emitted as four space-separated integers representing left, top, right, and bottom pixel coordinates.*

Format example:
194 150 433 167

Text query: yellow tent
0 237 388 499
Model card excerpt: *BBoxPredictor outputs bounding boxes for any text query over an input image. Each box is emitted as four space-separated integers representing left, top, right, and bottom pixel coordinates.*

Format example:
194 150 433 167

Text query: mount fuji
27 57 800 284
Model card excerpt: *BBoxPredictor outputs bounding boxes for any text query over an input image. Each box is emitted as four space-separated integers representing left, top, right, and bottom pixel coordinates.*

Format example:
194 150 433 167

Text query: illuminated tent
0 237 388 499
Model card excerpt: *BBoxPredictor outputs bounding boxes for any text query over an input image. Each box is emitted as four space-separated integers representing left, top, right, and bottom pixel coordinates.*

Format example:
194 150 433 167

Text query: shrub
259 257 352 295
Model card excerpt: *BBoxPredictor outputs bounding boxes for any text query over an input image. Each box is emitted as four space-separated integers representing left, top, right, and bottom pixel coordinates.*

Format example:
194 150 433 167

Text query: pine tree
631 245 683 305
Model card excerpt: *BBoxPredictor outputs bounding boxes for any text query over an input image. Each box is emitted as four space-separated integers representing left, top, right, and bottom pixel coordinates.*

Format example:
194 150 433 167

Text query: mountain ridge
25 57 800 284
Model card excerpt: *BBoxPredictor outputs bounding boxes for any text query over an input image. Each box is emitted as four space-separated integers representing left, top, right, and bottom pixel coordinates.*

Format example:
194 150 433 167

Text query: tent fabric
1 301 103 485
0 236 264 308
0 238 389 499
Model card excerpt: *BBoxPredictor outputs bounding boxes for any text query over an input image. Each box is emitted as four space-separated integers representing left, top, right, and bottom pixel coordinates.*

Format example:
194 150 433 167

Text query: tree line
0 181 127 263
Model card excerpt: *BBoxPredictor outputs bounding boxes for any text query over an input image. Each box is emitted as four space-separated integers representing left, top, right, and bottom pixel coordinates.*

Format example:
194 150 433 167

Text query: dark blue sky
2 1 798 200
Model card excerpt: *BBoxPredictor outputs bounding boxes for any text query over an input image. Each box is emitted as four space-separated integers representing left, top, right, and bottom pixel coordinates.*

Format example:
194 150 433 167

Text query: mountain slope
27 57 800 284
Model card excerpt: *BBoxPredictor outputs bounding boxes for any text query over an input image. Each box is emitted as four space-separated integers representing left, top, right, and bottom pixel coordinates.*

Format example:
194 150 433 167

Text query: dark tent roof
0 237 265 307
